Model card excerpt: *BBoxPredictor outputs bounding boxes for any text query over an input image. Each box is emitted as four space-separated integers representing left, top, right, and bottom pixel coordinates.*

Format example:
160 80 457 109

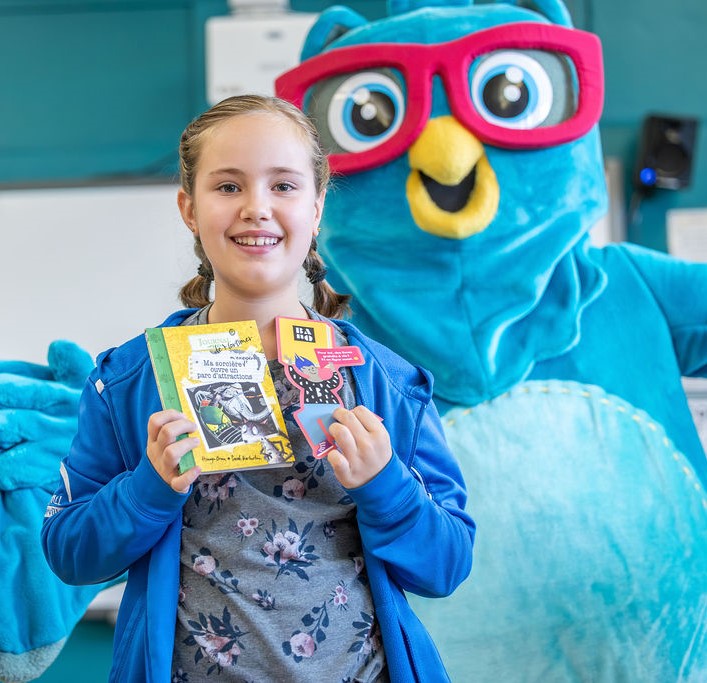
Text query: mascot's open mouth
420 167 477 213
405 116 500 239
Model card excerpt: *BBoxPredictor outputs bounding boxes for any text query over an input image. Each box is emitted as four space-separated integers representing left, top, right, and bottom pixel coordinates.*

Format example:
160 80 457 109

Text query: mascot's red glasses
276 22 604 174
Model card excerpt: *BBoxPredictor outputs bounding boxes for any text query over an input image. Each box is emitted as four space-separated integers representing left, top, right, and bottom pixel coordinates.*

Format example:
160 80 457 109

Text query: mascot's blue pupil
345 88 397 139
482 73 530 119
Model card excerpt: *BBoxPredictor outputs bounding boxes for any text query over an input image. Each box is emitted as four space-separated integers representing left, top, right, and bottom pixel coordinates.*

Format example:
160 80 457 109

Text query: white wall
0 182 314 366
0 183 195 364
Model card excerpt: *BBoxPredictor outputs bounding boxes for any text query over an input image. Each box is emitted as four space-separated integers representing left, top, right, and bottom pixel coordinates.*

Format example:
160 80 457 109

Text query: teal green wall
0 0 383 187
0 0 226 184
6 1 706 678
2 0 705 251
593 1 707 250
36 622 114 683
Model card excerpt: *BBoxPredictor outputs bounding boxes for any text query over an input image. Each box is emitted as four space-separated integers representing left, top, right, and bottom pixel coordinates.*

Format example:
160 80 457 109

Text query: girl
41 95 475 683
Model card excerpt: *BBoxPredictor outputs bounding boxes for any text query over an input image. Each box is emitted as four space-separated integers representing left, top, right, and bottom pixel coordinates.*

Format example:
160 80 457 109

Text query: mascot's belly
409 380 707 683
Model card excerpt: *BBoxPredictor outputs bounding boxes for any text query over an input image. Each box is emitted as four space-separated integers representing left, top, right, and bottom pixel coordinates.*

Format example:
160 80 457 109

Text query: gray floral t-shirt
171 307 388 682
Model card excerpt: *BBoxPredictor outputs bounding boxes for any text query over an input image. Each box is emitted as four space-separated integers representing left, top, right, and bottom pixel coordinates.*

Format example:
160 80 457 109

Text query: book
275 316 365 459
146 320 294 474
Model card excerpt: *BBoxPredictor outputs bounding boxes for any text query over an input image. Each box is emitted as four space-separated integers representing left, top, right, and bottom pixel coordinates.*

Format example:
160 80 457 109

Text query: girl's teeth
235 236 278 246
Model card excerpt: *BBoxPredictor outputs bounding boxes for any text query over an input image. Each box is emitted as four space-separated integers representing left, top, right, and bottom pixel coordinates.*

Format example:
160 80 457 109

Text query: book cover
275 316 365 459
146 321 294 474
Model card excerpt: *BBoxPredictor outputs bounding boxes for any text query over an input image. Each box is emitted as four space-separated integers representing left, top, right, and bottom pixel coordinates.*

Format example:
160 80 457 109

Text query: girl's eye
470 50 557 129
219 183 238 193
274 182 294 192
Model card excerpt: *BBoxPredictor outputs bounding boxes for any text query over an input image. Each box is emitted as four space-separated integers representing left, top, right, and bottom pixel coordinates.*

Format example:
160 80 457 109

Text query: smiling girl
41 94 475 683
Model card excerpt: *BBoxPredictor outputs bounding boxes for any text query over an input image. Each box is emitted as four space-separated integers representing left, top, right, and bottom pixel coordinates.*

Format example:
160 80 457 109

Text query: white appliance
684 377 707 454
205 0 317 104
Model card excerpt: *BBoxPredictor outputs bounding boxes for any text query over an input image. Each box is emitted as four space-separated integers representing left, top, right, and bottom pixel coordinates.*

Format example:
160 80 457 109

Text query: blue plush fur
298 0 707 679
0 341 111 682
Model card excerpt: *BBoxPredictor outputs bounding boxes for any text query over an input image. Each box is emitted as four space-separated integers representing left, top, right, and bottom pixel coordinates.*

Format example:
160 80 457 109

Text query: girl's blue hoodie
41 310 476 682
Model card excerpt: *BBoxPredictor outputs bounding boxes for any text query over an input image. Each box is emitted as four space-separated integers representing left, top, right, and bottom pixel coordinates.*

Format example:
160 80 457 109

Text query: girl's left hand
326 406 392 488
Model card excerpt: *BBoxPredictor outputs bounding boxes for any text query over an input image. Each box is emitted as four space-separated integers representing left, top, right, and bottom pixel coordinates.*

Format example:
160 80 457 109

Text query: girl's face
178 112 324 306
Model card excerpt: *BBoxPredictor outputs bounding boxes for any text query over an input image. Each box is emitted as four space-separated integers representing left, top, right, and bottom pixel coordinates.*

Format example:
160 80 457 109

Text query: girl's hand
146 409 202 493
326 406 392 488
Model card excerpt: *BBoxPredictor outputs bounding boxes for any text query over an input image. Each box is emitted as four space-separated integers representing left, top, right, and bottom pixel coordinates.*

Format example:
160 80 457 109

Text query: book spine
145 328 196 473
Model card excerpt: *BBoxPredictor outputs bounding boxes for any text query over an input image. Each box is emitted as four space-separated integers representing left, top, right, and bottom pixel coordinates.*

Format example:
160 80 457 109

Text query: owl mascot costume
275 0 707 680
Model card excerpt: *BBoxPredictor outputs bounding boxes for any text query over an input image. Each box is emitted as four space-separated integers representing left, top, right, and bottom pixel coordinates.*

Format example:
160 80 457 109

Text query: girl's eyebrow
269 167 307 178
207 167 307 178
208 167 244 177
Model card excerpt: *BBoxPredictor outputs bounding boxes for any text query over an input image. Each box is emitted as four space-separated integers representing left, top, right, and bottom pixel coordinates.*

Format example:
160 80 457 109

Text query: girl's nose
239 190 272 222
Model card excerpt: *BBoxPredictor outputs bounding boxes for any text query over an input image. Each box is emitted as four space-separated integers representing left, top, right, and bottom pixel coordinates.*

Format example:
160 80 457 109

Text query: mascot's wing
0 341 115 682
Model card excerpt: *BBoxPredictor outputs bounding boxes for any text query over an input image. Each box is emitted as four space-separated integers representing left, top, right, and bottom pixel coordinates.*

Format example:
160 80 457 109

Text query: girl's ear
177 188 198 235
312 189 326 235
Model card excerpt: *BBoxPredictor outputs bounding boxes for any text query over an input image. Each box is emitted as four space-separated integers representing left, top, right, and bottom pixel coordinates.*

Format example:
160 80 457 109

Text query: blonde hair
178 94 350 319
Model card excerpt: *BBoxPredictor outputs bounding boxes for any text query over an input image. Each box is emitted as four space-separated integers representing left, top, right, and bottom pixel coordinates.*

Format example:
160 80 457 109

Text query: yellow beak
406 116 500 239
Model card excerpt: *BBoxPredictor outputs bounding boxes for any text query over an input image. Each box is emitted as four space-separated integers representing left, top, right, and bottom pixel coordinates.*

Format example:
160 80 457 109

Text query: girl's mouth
231 235 281 247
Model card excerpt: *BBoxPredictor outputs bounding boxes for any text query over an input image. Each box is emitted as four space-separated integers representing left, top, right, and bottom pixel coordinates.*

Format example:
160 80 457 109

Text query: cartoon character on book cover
188 381 275 446
275 0 707 680
276 317 364 458
188 380 292 466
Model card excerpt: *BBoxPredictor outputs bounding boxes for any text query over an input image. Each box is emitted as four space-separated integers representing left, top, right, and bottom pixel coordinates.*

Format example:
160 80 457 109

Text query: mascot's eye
471 51 556 129
305 70 405 153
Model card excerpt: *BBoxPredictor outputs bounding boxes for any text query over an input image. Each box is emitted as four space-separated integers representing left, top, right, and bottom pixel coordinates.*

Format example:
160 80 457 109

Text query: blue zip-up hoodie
41 310 476 682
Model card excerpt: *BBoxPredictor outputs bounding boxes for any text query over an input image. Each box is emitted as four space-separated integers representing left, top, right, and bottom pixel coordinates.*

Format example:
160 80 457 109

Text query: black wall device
633 114 699 192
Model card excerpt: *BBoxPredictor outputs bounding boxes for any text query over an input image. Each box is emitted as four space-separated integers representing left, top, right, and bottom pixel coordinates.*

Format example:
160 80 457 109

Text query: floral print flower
234 514 260 538
194 473 239 512
193 633 241 667
330 581 349 610
282 600 330 662
192 554 216 576
261 519 319 580
289 631 316 658
263 530 302 562
184 607 247 675
191 548 240 595
282 477 306 500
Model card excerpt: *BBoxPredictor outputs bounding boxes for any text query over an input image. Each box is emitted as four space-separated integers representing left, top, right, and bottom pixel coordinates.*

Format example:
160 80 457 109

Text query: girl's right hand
146 409 202 493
